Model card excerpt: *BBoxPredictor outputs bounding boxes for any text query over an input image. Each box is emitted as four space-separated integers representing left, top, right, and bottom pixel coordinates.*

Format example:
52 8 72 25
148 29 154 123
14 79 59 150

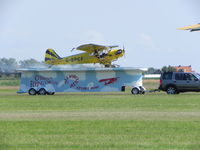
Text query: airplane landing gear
104 64 119 68
105 64 111 68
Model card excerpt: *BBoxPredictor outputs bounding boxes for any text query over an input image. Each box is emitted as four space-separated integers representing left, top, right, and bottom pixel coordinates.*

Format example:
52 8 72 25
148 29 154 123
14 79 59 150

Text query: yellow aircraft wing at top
177 23 200 32
76 44 118 53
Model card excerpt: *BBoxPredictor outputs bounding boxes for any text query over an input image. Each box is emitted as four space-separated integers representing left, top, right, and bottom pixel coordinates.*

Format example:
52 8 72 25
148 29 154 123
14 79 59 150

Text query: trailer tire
47 92 55 95
38 88 47 95
131 88 140 95
28 88 37 95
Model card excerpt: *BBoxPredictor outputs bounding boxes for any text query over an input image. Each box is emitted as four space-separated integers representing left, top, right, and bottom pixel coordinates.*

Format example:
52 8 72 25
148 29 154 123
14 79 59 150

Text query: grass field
0 79 19 86
0 80 200 149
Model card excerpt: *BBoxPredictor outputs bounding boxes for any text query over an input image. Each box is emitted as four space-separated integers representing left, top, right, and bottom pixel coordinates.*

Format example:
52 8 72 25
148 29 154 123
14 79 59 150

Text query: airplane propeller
71 48 75 52
122 45 126 58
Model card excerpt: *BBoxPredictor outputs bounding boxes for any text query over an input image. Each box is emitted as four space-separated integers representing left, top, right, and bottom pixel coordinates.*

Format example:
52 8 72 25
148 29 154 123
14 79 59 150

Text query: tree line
145 66 176 74
0 57 176 74
0 58 44 73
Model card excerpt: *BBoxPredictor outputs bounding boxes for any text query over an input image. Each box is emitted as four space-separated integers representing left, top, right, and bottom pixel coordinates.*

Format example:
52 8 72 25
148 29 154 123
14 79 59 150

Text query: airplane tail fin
45 49 61 62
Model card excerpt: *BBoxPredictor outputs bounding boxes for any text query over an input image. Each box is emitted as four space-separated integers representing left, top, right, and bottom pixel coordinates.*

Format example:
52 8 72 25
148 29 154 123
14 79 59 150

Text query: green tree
0 58 18 72
161 65 176 73
19 59 41 68
145 67 161 74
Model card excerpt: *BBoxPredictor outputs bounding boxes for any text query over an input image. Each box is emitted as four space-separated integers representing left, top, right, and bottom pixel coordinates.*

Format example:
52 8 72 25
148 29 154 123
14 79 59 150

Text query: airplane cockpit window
115 49 122 55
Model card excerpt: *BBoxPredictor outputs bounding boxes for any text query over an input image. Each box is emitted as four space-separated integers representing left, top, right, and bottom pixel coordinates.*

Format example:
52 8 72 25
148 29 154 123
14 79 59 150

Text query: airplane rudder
45 48 61 60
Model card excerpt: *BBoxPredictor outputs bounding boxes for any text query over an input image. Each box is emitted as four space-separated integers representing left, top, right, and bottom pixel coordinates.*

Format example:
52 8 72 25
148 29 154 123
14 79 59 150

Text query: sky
1 0 200 71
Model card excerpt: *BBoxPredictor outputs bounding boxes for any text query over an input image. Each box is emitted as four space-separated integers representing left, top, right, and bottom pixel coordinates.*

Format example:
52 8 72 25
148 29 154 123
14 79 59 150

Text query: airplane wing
177 23 200 32
76 44 118 53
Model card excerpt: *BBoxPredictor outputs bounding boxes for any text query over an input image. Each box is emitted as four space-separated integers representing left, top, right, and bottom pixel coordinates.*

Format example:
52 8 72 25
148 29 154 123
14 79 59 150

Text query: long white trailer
17 67 147 95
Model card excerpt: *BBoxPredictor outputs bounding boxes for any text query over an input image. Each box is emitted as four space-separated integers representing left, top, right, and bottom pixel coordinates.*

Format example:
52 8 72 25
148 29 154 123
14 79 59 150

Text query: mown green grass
1 120 200 150
0 79 19 86
0 86 200 149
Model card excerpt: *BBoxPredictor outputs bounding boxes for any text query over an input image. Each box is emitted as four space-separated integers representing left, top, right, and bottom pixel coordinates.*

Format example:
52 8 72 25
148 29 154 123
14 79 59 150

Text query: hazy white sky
1 0 200 71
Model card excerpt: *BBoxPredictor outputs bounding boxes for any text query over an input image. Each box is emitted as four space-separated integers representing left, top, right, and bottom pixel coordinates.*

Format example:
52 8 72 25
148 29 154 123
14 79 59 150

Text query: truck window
162 72 172 80
175 73 187 80
189 74 198 81
185 73 191 80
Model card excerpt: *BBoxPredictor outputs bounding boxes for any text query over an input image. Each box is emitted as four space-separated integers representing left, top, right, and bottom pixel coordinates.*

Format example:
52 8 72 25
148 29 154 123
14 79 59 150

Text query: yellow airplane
177 23 200 32
45 44 125 67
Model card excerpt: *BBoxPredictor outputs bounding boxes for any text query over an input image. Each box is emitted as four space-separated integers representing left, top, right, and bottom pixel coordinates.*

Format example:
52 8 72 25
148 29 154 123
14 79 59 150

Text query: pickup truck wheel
28 88 37 95
38 88 47 95
166 86 177 94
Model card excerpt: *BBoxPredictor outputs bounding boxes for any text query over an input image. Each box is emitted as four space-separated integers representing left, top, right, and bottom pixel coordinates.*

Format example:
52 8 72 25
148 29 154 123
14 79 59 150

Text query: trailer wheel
47 92 55 95
28 88 37 95
38 88 47 95
131 88 139 95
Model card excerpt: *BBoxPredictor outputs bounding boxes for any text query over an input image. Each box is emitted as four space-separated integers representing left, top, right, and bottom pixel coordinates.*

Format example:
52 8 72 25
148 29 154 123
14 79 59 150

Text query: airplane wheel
28 88 37 95
38 88 47 95
105 65 110 68
111 65 116 68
